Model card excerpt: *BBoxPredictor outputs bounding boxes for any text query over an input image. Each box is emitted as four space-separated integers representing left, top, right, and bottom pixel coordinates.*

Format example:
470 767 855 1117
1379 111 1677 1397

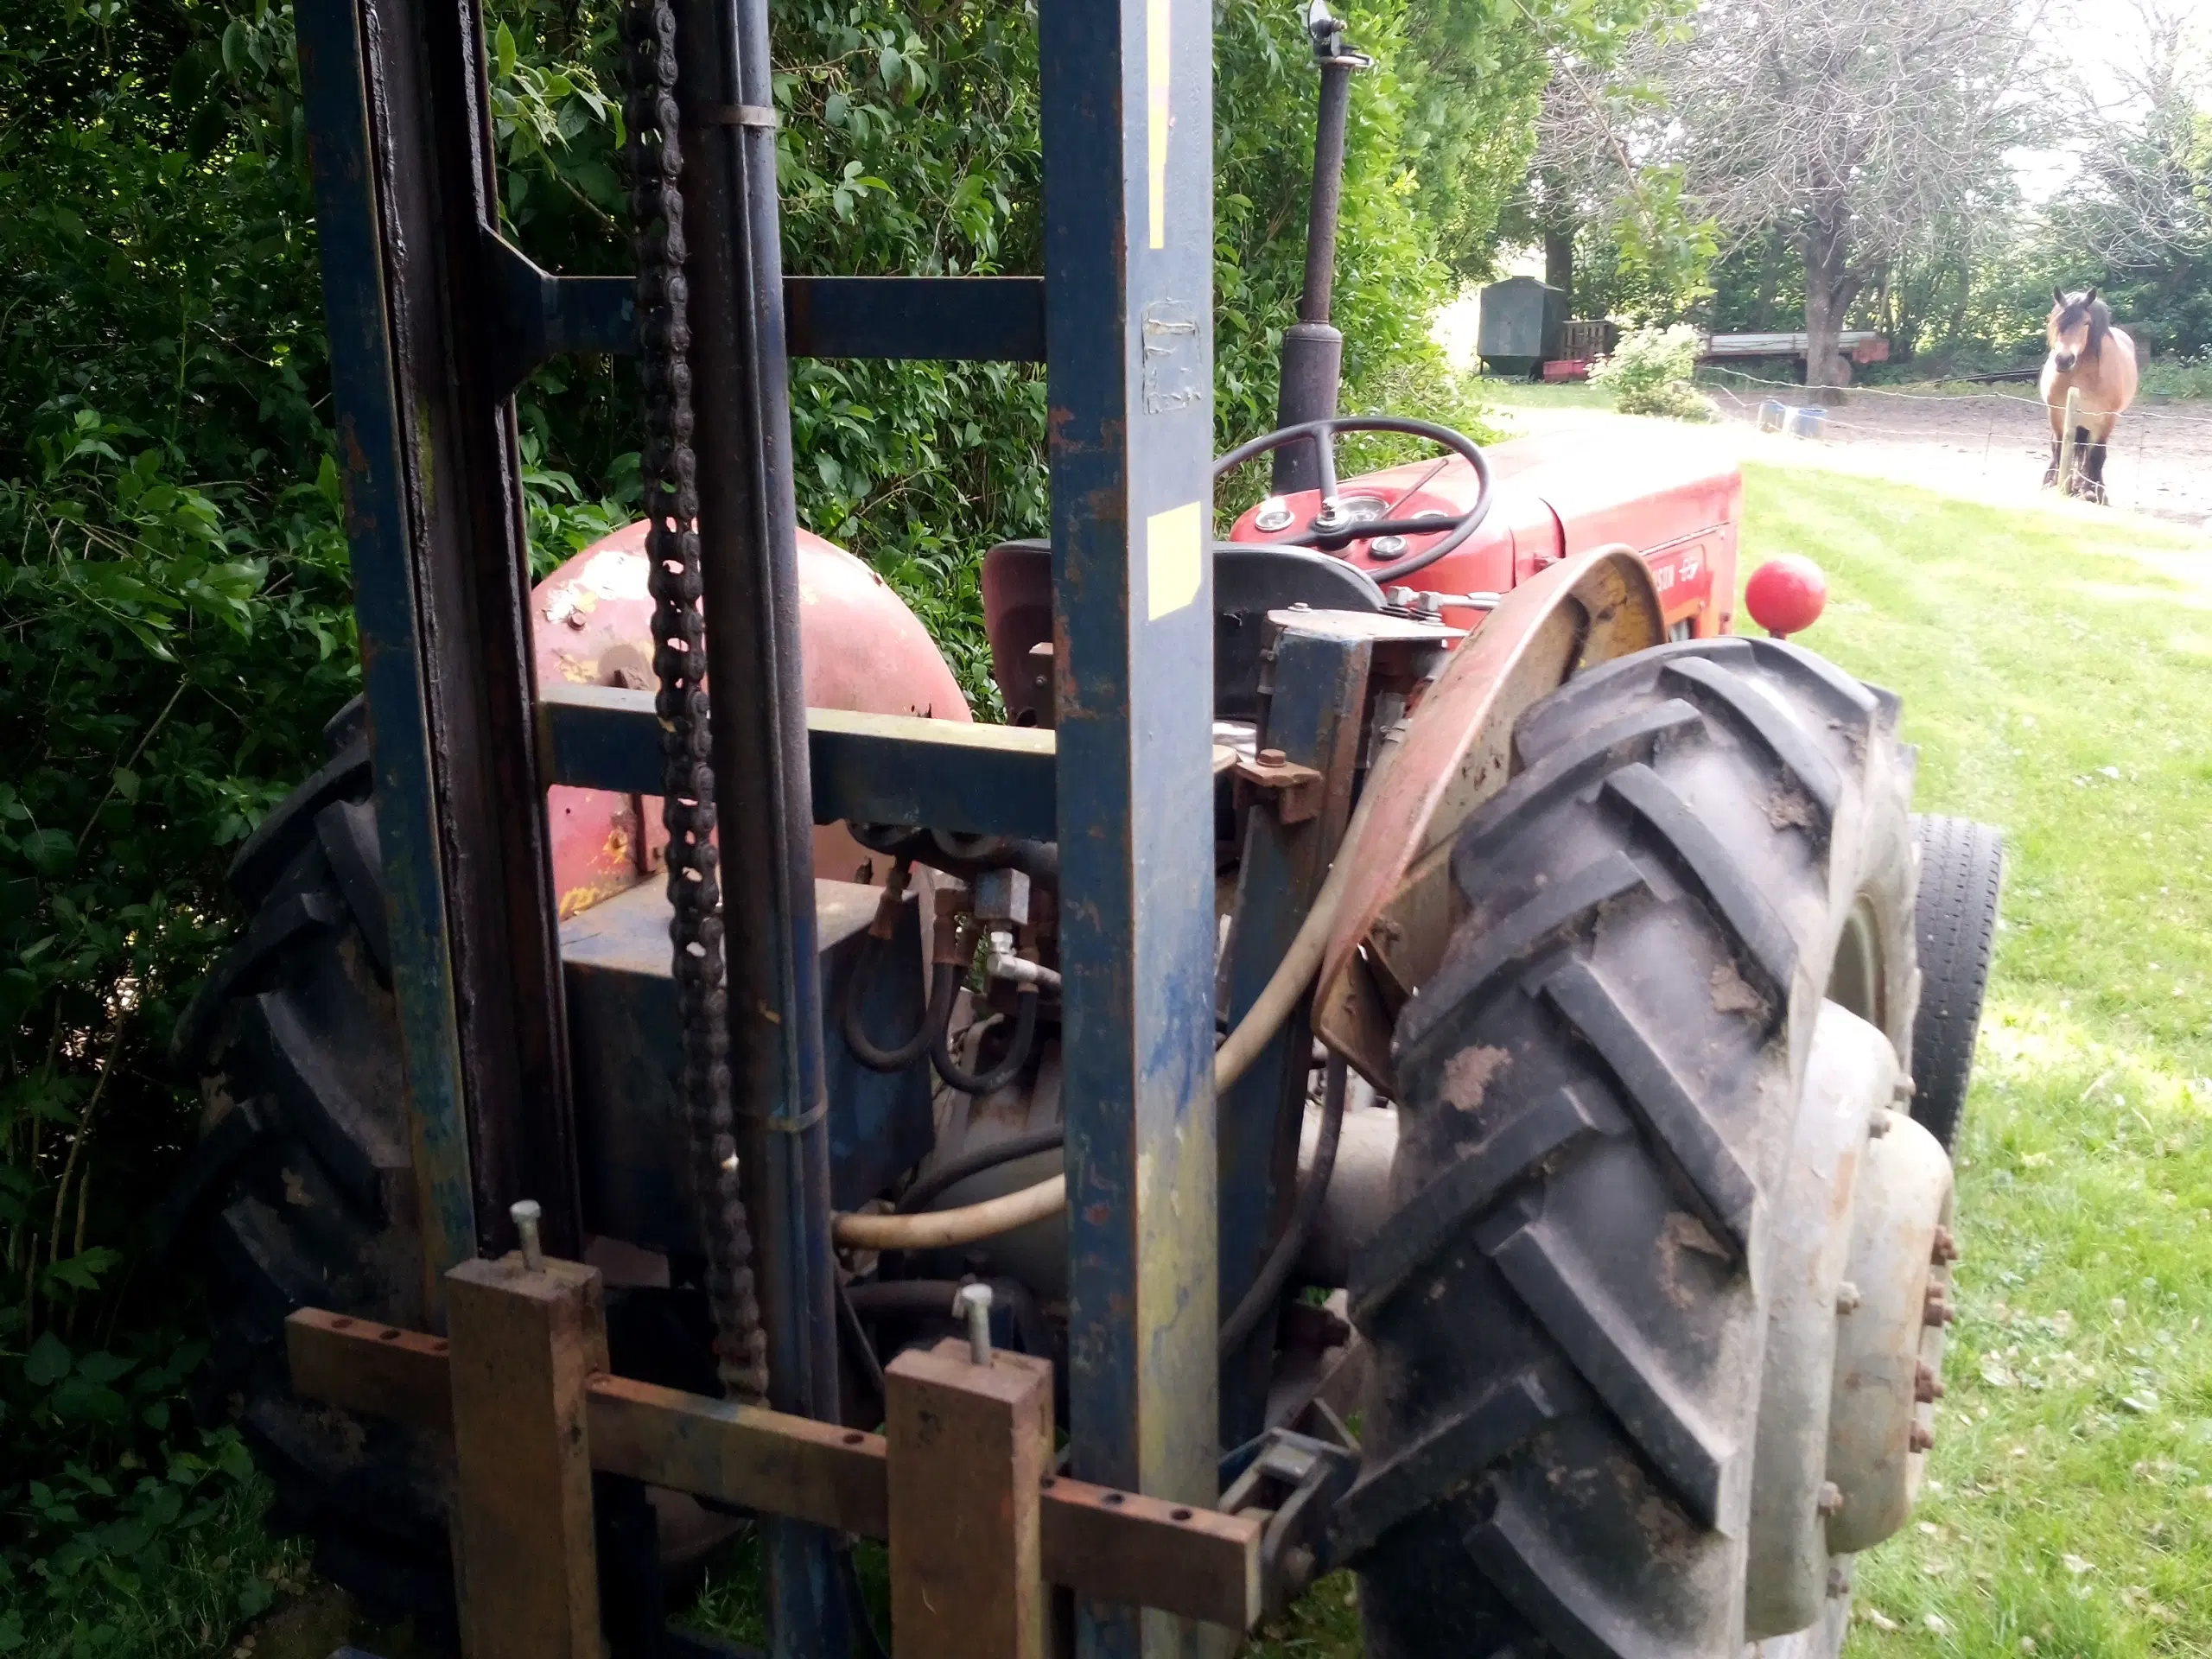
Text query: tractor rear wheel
163 707 454 1628
1342 638 1919 1658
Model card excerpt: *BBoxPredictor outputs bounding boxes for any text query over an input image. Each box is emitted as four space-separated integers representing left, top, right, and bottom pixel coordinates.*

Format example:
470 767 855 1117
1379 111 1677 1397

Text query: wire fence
1695 367 2212 520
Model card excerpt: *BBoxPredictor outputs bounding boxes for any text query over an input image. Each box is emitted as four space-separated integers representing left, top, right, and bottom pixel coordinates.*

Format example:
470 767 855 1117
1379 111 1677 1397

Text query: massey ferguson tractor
165 0 2005 1655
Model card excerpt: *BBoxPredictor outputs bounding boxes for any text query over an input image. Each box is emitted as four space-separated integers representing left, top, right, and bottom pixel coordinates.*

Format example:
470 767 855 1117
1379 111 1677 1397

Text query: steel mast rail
298 0 1222 1645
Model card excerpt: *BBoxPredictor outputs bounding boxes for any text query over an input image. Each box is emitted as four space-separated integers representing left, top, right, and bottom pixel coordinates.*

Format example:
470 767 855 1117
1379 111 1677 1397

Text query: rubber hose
833 1175 1067 1251
1218 1056 1347 1357
894 1124 1066 1214
837 932 950 1072
931 976 1040 1096
1211 716 1404 1091
829 725 1404 1251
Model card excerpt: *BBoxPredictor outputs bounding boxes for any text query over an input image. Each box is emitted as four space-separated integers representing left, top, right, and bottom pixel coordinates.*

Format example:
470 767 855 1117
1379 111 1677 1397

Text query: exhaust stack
1272 0 1371 495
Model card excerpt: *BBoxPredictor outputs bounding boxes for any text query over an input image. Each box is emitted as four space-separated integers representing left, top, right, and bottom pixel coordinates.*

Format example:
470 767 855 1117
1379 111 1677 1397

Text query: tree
2037 0 2212 356
1638 0 2045 392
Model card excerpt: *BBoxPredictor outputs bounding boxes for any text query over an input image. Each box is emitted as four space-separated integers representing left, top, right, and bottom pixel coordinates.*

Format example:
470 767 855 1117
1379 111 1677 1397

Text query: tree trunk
1802 212 1853 404
1543 225 1574 315
1751 226 1786 333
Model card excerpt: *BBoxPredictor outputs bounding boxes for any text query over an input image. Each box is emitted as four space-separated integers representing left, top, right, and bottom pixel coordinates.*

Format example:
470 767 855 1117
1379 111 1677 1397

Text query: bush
1591 322 1716 420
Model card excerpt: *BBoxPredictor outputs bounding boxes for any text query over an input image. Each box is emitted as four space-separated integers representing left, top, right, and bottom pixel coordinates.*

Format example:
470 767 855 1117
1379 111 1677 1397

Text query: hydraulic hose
828 722 1404 1252
836 861 949 1072
1218 1056 1346 1356
931 973 1041 1096
894 1124 1067 1215
838 937 953 1072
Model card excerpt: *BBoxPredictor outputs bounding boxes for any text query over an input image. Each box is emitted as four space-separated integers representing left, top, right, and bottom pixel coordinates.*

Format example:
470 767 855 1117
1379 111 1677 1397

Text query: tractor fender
527 523 972 917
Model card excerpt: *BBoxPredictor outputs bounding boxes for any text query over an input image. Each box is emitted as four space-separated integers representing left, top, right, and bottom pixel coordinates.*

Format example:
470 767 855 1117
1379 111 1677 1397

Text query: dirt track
1697 373 2212 528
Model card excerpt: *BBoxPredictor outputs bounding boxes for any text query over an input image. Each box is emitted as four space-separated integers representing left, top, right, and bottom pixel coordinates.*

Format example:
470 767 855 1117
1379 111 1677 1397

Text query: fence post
2057 385 2082 494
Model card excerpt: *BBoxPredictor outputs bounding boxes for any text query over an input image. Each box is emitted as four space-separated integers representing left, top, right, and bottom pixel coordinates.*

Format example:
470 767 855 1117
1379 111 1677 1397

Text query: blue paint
295 0 478 1312
1040 0 1221 1650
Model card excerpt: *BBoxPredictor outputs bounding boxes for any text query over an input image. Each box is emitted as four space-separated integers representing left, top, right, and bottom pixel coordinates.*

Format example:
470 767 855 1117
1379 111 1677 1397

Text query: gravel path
1495 378 2212 531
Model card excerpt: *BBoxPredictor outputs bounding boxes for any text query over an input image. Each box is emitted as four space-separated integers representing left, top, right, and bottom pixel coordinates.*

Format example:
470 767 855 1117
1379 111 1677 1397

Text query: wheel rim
1826 896 1885 1029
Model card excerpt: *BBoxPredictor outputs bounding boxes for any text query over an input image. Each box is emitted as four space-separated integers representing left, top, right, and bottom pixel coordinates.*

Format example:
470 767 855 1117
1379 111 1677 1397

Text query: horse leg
2044 434 2062 488
2084 437 2111 505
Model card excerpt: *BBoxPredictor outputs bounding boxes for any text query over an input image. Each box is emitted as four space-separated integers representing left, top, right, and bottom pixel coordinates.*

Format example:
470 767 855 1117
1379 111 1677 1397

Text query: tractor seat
981 537 1384 726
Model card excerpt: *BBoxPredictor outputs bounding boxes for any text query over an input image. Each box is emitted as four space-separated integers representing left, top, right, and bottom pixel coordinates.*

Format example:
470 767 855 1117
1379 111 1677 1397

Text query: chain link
620 0 769 1403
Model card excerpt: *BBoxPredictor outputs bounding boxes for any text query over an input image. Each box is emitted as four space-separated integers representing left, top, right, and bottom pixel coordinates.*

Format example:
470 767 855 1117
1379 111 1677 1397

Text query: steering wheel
1212 415 1493 585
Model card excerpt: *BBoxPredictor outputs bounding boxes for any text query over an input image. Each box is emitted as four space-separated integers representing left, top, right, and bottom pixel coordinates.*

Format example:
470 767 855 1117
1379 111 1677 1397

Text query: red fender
531 522 972 918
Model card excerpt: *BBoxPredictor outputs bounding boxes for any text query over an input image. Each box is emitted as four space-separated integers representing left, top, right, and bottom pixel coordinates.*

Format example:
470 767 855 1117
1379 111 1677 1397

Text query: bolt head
1908 1423 1936 1454
1834 1281 1864 1315
1258 747 1288 767
1815 1481 1844 1516
1916 1360 1947 1403
1932 1224 1961 1265
1826 1563 1852 1598
1868 1109 1892 1137
1893 1075 1916 1101
1923 1288 1956 1326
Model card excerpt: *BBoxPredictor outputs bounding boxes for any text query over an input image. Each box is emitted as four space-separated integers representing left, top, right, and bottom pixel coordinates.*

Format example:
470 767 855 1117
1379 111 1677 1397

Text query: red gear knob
1745 556 1828 639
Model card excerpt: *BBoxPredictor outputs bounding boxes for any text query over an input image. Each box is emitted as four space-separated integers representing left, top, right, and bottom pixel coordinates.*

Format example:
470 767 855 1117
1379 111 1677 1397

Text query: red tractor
170 0 2004 1653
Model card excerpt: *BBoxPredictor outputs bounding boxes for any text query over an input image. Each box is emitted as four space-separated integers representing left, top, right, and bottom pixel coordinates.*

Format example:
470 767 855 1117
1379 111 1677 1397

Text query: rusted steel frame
886 1338 1054 1659
536 687 1060 842
1215 624 1372 1449
1038 0 1220 1650
296 0 580 1302
445 1256 608 1659
285 1308 1265 1630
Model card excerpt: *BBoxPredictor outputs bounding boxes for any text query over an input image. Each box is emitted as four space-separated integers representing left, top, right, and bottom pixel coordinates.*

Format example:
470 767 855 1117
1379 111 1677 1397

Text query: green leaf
17 829 73 878
22 1332 71 1388
220 18 248 76
111 767 139 804
495 22 517 81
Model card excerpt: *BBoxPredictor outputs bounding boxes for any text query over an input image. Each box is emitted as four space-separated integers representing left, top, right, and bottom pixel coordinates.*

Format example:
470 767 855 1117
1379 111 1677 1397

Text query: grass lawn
1253 467 2212 1656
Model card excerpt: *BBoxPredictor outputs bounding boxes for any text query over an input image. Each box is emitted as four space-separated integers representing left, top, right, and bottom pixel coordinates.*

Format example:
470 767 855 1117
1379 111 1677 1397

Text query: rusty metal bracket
1219 1427 1358 1619
287 1292 1265 1631
1231 748 1328 823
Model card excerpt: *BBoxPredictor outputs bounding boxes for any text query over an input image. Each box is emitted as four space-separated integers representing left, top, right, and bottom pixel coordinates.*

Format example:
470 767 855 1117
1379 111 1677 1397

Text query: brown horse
2039 286 2139 502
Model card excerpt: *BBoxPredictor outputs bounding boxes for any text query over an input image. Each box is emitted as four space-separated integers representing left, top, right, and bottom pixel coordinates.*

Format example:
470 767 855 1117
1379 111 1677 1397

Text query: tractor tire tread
1353 641 1918 1659
1906 815 2003 1151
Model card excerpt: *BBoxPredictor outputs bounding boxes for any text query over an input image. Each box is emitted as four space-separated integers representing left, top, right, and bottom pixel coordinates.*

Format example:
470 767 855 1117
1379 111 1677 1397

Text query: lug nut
1834 1281 1864 1316
1908 1423 1936 1454
1868 1110 1892 1138
1915 1360 1946 1403
1815 1481 1844 1516
1931 1225 1960 1265
1826 1563 1851 1599
1923 1287 1956 1327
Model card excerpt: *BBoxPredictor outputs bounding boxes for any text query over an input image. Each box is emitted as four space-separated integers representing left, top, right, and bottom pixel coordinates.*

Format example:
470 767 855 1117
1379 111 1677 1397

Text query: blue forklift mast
294 0 1223 1649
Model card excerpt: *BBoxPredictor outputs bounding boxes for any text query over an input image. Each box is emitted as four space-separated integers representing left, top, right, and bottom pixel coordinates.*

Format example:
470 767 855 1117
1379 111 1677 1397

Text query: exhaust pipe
1272 0 1371 496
